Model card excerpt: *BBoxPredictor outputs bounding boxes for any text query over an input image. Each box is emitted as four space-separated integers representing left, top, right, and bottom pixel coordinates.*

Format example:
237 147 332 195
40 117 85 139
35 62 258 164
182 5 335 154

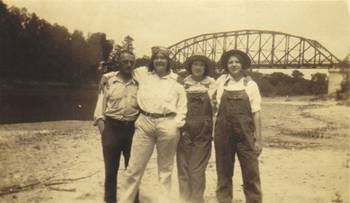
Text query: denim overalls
214 87 262 203
177 89 213 203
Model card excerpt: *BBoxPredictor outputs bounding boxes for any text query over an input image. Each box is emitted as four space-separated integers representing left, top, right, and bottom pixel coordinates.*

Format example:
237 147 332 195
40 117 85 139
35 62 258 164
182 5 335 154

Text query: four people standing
94 48 263 203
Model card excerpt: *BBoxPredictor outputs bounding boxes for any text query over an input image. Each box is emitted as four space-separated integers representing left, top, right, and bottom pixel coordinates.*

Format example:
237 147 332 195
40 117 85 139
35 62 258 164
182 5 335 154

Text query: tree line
0 0 113 85
250 70 328 96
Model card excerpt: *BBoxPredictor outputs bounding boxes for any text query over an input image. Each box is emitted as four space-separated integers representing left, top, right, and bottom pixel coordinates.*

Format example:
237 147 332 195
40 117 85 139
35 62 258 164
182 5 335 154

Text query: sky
3 0 350 60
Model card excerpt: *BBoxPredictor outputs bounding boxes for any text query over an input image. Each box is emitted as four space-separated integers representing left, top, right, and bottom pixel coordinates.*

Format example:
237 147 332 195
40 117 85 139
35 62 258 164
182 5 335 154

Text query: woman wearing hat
214 50 262 203
119 46 187 203
176 55 216 203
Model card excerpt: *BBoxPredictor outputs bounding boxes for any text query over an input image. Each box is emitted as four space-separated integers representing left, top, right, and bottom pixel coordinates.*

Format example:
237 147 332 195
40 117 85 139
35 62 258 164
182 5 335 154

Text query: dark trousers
102 117 139 203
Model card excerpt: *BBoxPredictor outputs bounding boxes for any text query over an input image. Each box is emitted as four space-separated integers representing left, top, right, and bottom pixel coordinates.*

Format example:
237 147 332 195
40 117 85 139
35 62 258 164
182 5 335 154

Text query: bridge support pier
328 66 345 95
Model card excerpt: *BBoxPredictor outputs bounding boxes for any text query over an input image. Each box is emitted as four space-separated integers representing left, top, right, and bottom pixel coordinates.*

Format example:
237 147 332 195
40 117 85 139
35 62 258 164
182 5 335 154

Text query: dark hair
220 50 251 73
148 52 171 72
111 50 135 71
184 55 213 77
187 61 209 76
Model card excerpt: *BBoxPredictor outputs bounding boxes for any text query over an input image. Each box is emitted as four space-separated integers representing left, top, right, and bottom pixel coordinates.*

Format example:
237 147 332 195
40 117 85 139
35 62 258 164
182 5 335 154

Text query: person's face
191 60 206 78
119 52 135 74
226 55 242 76
153 52 169 74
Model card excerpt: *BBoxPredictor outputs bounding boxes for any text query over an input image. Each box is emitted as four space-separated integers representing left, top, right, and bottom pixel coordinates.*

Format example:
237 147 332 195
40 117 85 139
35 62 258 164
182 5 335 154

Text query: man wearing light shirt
119 46 187 203
94 50 139 203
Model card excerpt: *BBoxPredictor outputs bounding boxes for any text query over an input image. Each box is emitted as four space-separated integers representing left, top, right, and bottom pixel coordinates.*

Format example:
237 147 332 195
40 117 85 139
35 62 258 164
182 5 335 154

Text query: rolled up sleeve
249 82 262 113
93 90 106 125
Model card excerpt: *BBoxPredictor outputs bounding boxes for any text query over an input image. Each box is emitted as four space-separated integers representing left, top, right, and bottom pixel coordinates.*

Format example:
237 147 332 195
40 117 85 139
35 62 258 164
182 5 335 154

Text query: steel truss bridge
168 30 341 69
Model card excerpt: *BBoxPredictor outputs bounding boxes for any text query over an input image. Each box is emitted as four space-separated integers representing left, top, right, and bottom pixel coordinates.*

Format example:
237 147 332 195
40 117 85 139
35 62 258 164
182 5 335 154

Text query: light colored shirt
94 71 139 124
133 66 187 127
183 75 216 95
215 74 262 113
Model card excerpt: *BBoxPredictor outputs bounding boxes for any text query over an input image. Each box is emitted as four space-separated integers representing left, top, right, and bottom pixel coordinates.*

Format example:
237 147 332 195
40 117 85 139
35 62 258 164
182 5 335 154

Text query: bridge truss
168 30 341 69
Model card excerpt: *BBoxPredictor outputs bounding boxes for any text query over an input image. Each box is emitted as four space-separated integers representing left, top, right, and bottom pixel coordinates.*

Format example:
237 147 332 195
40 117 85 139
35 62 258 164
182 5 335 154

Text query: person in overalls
94 50 140 203
214 50 262 203
119 46 187 203
176 55 216 203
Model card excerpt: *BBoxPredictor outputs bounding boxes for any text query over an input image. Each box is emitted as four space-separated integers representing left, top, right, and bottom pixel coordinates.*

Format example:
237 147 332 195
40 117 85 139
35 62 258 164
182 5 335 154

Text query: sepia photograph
0 0 349 202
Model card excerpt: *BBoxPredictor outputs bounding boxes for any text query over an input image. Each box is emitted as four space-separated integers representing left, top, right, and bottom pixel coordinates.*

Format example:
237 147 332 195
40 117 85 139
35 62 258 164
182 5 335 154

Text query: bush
250 71 327 96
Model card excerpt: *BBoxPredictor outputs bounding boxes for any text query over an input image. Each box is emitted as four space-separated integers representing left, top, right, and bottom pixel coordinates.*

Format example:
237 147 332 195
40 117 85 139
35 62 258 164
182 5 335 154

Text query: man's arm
94 88 107 134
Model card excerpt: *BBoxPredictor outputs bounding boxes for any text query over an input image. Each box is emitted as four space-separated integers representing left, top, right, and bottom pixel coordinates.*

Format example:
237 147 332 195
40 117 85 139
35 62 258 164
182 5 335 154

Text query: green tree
70 30 87 84
251 72 276 96
135 55 150 68
87 33 105 66
292 70 304 80
104 35 136 72
0 0 114 84
122 35 134 52
267 72 293 86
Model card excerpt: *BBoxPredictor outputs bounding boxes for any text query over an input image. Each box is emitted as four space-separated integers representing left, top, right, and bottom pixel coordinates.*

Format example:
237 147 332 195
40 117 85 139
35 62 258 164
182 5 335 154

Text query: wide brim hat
220 49 251 69
184 55 214 75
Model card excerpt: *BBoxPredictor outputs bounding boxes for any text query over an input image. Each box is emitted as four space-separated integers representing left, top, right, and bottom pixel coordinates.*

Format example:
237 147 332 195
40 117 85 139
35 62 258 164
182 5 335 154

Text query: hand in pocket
97 119 105 134
255 140 263 157
181 130 193 145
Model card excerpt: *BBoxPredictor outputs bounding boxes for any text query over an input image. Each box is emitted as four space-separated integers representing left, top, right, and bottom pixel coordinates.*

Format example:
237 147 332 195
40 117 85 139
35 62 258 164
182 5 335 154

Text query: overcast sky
4 0 350 59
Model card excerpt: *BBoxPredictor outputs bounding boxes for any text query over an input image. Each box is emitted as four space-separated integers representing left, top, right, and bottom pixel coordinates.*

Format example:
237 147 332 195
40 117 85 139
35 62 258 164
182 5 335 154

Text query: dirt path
0 99 349 203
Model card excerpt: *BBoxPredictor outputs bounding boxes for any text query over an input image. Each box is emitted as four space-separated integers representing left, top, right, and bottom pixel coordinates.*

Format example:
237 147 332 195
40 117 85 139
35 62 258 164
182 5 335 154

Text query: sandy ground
0 97 349 203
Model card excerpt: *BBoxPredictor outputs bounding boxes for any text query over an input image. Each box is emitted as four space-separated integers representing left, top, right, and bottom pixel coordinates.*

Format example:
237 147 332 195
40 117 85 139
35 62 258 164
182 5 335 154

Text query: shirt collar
184 75 211 85
224 74 248 86
111 71 137 85
152 70 178 80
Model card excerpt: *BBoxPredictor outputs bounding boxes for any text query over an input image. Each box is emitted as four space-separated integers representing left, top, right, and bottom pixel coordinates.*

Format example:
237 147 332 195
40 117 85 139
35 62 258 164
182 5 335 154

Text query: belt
140 109 176 118
105 116 135 125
